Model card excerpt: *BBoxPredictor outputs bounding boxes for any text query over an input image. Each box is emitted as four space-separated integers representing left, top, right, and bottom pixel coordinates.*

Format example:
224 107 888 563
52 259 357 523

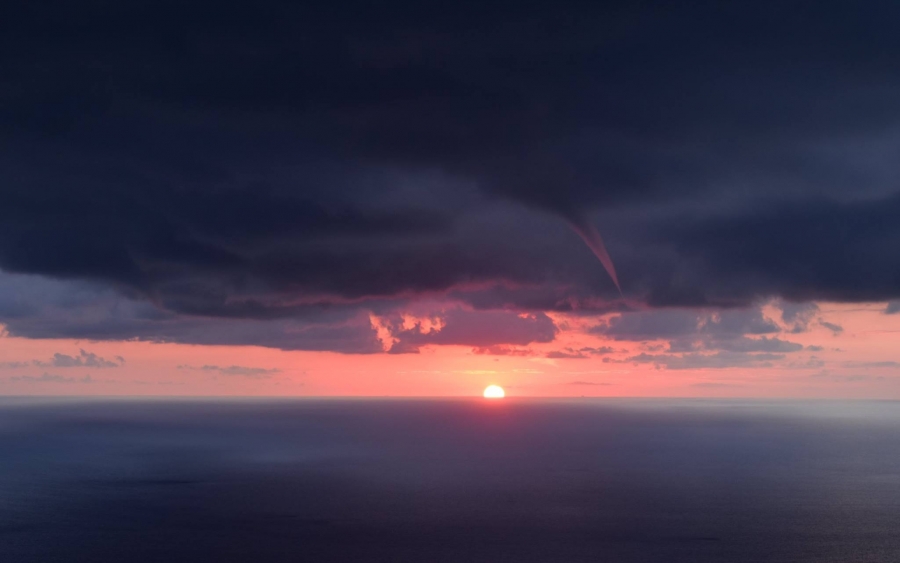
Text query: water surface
2 398 899 562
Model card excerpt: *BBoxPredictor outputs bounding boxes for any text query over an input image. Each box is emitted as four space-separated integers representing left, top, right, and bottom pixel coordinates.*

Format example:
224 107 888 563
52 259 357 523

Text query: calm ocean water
1 398 899 562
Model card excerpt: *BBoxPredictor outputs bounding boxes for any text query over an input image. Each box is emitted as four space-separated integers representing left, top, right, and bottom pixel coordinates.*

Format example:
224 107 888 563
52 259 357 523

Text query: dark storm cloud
0 273 386 353
886 301 900 315
655 195 900 305
2 0 900 349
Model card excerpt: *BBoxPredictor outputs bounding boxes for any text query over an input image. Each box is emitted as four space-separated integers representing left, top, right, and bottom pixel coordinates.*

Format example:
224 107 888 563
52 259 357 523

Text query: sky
2 0 900 397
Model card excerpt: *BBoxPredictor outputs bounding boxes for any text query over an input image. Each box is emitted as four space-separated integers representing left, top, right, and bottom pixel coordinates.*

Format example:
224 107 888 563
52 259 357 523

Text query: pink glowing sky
2 301 898 398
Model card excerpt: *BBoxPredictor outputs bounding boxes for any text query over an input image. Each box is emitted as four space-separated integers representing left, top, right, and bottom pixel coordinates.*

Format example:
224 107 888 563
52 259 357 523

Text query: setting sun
483 385 505 399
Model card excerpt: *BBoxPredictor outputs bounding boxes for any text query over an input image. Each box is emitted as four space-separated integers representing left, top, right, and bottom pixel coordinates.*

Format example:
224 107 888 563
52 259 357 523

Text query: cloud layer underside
2 1 900 349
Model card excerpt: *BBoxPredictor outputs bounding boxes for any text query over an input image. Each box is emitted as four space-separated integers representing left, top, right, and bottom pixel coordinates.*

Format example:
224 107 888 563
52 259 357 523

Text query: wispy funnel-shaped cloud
569 216 621 294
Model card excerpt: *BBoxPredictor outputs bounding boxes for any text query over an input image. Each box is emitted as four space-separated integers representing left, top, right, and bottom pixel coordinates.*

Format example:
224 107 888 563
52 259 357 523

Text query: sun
483 385 505 399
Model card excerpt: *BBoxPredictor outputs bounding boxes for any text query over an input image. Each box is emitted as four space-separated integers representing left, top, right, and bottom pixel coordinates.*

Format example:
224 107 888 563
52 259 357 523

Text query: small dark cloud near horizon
691 382 744 389
842 361 900 369
547 346 616 360
178 364 282 378
620 351 786 371
472 346 534 357
715 337 803 354
2 1 900 352
811 371 884 382
32 349 122 369
0 348 122 369
10 373 93 384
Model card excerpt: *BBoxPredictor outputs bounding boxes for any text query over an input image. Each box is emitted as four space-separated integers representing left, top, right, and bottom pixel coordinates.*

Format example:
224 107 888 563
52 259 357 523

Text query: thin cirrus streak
569 215 622 295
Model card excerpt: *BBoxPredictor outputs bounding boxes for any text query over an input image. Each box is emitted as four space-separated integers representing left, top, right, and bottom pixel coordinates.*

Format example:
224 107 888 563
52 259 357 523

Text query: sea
1 397 899 562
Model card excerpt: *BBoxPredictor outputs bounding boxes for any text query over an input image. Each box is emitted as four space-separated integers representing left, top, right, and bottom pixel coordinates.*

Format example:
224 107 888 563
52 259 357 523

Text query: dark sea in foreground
2 398 900 562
